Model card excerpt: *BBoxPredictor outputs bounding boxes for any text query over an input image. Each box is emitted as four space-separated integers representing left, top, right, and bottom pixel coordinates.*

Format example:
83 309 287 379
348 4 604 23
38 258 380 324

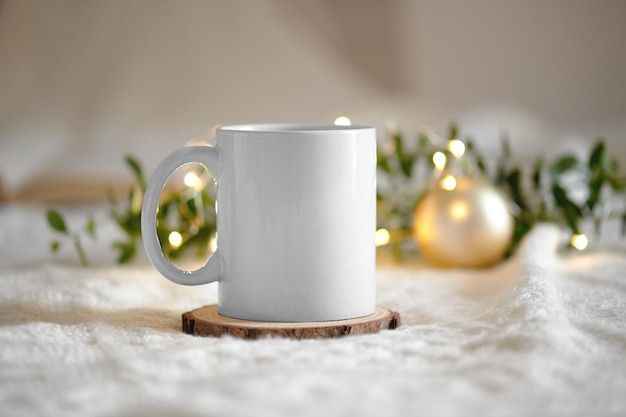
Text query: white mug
141 123 376 322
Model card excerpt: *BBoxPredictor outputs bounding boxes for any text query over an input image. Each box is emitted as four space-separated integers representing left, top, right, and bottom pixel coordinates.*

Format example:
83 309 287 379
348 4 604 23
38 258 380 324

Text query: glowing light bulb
183 172 203 191
448 139 466 157
432 151 447 170
334 116 351 126
440 175 457 191
570 233 588 251
375 228 391 247
168 231 183 249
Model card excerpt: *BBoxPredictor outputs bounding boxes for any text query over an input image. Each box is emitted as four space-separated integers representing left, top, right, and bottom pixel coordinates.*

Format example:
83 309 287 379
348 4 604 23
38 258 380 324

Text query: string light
570 233 588 251
432 151 447 170
168 231 183 249
334 116 352 126
448 139 466 157
440 175 457 191
184 172 203 191
375 228 391 247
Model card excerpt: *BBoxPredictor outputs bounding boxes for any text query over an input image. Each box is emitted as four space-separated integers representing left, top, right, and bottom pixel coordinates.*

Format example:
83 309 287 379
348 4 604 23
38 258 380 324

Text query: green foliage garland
48 124 625 265
376 124 625 257
48 156 217 265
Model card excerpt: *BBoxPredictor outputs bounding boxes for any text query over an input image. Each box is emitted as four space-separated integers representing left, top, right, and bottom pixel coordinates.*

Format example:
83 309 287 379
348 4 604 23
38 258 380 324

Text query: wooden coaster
182 305 401 340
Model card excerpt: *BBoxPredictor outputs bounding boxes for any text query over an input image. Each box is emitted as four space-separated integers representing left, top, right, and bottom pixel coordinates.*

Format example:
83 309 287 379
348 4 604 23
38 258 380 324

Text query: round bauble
413 176 514 268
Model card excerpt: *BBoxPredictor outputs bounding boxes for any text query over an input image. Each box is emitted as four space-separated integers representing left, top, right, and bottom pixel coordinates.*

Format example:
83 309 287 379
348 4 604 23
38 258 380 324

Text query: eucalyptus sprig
106 155 146 264
49 125 625 266
47 210 96 266
47 155 217 265
468 136 625 250
377 123 626 257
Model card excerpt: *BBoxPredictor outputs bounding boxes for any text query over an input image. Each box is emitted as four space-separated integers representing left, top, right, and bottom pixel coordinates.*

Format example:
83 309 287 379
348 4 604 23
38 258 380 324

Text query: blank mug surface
142 124 376 322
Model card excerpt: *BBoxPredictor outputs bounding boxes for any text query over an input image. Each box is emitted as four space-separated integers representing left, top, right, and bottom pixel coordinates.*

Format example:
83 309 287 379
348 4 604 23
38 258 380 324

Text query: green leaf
603 155 618 174
589 141 605 171
552 184 583 234
552 184 581 214
608 175 626 192
586 175 604 211
110 210 127 232
157 201 170 220
186 197 198 216
393 133 413 178
552 155 578 174
125 155 147 191
113 241 136 264
118 247 135 264
73 237 88 266
532 158 543 190
126 215 141 237
47 210 68 234
376 150 391 173
508 220 533 256
495 163 507 186
178 225 211 254
86 215 96 238
465 140 487 174
476 158 487 174
448 123 458 140
51 241 61 253
506 168 527 209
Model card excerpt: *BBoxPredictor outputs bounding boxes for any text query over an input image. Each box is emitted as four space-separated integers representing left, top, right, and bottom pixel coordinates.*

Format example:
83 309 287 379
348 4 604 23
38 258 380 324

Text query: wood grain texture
182 305 401 340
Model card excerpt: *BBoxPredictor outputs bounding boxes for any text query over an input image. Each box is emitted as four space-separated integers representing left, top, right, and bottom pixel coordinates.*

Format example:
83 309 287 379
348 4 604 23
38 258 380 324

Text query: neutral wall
1 0 624 192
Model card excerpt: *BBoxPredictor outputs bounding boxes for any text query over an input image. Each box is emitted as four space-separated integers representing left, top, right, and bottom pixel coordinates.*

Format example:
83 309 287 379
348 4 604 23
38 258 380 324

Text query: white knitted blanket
1 205 625 417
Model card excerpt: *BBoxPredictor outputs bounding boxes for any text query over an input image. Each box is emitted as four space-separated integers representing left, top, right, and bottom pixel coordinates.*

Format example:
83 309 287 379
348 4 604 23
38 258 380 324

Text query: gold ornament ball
413 176 514 268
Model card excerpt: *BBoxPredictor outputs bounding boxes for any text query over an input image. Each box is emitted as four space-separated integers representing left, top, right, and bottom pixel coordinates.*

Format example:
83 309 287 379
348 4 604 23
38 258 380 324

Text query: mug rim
217 123 374 134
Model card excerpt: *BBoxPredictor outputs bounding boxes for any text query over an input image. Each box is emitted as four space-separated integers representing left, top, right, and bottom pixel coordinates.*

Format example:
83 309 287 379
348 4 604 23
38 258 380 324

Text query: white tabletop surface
1 204 625 417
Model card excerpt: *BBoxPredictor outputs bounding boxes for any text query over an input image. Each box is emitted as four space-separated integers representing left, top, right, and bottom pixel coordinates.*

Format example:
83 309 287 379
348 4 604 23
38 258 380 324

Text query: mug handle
141 146 223 285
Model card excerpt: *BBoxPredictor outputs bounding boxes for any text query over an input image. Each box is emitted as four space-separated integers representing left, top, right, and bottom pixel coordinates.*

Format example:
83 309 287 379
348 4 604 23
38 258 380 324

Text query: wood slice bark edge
182 305 401 340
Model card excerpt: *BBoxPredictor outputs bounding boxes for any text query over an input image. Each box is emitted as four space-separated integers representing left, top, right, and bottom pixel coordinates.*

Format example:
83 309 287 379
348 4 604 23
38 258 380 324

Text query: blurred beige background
1 0 625 200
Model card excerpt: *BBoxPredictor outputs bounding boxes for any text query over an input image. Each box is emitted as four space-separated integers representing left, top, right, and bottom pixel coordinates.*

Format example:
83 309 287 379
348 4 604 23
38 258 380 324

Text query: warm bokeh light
334 116 352 126
448 139 466 157
570 233 588 251
375 228 391 247
440 174 457 191
183 172 203 191
168 231 183 249
432 151 447 170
